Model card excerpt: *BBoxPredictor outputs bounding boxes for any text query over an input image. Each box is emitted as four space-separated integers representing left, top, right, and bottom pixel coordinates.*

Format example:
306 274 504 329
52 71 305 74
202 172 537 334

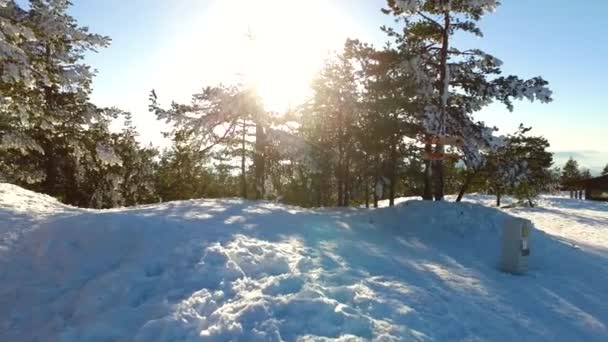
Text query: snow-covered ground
381 193 608 256
0 184 606 341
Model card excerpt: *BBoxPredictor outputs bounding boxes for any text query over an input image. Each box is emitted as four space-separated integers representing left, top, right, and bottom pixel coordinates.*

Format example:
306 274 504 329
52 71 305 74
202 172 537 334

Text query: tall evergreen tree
1 0 120 206
383 0 552 201
113 111 158 206
561 158 581 197
301 51 360 206
155 130 212 202
346 39 421 206
1 0 44 174
150 85 270 200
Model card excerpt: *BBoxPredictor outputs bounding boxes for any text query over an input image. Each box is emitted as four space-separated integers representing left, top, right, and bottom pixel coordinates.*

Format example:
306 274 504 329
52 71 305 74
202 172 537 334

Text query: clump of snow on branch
467 0 499 11
0 5 37 87
394 0 498 13
487 76 553 110
0 132 44 154
458 120 505 170
401 56 434 97
395 0 422 12
422 105 441 134
96 143 122 166
497 159 530 188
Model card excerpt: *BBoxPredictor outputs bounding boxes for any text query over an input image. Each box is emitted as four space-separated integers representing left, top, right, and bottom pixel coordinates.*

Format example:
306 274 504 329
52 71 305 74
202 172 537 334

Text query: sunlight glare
221 0 350 112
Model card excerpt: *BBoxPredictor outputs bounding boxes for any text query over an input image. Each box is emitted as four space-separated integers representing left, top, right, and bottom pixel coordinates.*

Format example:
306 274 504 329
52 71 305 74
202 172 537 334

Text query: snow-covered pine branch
149 85 247 154
390 0 499 15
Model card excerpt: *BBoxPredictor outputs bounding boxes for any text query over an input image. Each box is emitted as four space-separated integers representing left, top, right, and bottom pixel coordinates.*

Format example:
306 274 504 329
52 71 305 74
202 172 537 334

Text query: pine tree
484 125 552 206
0 1 42 183
383 0 552 201
561 158 581 193
301 50 360 206
602 164 608 176
155 130 212 202
346 39 421 206
0 1 43 172
150 85 269 200
400 144 427 197
26 0 110 193
1 0 113 204
113 111 158 206
78 110 124 208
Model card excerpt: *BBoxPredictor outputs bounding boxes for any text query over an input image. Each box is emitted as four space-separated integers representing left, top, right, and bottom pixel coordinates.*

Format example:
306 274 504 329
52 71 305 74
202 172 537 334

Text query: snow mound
0 183 78 254
0 183 71 216
1 185 607 341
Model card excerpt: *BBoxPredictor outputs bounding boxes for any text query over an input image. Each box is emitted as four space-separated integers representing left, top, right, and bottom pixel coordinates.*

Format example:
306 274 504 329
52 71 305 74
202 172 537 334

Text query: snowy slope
381 193 608 253
0 184 607 341
504 195 608 252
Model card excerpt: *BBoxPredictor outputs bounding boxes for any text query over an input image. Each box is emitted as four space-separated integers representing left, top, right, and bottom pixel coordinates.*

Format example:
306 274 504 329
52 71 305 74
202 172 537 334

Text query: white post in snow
500 217 532 274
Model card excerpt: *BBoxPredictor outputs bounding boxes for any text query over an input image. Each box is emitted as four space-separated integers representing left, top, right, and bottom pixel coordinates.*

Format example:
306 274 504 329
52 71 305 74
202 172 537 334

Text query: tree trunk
496 191 501 207
40 44 54 197
423 142 433 200
315 177 322 207
364 156 370 208
41 140 57 196
336 138 344 206
456 172 475 202
373 155 380 208
527 196 534 207
389 140 397 207
42 43 59 198
433 144 445 201
434 10 450 202
335 107 344 206
365 178 370 208
337 169 343 207
344 156 350 206
254 119 265 200
240 119 247 199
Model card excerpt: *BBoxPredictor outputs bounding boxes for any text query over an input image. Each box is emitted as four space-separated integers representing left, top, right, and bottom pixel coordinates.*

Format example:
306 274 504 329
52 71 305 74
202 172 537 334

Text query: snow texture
0 184 607 341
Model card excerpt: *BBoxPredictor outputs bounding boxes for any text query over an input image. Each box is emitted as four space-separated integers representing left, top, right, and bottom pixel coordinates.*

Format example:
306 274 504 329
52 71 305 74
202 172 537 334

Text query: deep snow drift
0 184 607 341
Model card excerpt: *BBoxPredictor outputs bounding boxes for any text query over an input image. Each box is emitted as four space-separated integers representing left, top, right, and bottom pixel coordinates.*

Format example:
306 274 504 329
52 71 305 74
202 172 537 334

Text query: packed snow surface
1 184 607 341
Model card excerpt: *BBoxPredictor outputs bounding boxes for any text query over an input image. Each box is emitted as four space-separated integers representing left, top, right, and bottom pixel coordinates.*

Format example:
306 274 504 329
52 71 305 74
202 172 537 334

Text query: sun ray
235 0 350 112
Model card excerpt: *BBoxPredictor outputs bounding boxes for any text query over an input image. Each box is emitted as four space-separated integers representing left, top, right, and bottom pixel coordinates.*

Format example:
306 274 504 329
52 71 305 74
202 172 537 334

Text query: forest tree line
2 0 597 209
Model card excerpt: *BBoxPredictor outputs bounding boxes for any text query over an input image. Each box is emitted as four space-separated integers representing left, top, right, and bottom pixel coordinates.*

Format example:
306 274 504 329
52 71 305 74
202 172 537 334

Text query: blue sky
68 0 608 172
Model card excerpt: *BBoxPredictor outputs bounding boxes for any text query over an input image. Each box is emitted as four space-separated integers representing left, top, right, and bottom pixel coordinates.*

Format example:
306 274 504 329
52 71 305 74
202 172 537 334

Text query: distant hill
552 150 608 176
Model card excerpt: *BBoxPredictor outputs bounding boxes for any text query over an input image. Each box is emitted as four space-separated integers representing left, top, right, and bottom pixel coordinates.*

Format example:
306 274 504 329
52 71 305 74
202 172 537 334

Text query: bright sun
209 0 351 112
